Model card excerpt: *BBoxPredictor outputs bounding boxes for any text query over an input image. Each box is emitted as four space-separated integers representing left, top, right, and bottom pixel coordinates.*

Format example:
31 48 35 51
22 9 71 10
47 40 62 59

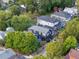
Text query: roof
28 25 50 36
65 49 79 59
37 16 59 23
0 49 16 59
53 11 71 19
64 7 78 15
0 48 26 59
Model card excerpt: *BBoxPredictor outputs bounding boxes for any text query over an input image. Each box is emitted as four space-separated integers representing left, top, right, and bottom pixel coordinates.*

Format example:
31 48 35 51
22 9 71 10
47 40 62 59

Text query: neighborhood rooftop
37 16 59 23
53 11 72 18
28 25 50 35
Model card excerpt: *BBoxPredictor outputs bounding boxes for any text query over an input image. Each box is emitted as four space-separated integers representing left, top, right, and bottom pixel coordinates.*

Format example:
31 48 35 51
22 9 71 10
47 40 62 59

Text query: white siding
37 19 55 27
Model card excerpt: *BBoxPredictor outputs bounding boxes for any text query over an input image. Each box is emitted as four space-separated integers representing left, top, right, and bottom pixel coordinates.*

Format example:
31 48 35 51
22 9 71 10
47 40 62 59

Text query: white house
51 11 72 22
37 16 59 28
64 7 78 16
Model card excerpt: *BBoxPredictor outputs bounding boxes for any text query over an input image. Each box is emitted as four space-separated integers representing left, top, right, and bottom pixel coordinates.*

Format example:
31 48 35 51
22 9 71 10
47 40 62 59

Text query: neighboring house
0 48 26 59
51 11 72 22
65 49 79 59
64 7 78 16
28 25 55 42
0 31 6 40
37 16 60 28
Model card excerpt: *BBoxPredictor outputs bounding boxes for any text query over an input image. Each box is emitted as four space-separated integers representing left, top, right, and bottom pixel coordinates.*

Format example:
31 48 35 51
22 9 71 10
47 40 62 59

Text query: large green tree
8 5 20 15
5 32 40 54
46 41 63 59
0 10 12 30
58 18 79 41
8 15 34 31
63 36 77 55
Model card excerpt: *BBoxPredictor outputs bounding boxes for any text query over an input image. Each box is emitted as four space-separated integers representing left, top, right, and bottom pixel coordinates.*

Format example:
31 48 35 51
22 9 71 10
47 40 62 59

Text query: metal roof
37 16 59 23
28 25 50 36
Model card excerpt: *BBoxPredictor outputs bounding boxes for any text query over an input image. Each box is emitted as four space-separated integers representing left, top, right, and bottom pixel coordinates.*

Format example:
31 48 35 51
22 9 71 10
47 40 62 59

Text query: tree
0 11 12 30
64 0 74 7
63 36 77 55
8 5 20 15
5 32 40 54
76 0 79 17
8 15 34 31
58 18 79 41
46 41 63 59
33 55 47 59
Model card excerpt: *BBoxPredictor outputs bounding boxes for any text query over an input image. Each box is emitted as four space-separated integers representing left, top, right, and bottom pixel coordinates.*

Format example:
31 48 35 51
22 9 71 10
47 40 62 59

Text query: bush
5 31 40 55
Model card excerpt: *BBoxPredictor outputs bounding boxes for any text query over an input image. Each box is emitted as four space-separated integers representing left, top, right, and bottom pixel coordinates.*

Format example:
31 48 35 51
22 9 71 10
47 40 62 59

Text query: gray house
37 16 59 28
28 25 55 42
51 11 72 22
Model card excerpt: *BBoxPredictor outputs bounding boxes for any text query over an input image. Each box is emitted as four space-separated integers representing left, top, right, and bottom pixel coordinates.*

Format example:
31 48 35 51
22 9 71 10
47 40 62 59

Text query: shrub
5 31 40 55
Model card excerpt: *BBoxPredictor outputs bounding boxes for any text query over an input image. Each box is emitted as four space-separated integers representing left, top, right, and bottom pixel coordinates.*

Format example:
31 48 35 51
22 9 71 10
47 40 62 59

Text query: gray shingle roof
28 25 50 36
53 11 71 19
0 49 16 59
0 49 26 59
37 16 59 23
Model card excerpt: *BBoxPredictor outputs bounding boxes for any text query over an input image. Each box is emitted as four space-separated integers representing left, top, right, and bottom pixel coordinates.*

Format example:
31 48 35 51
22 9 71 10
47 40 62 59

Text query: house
65 49 79 59
0 31 6 40
64 7 78 16
37 16 60 28
51 11 72 22
0 48 26 59
28 25 55 42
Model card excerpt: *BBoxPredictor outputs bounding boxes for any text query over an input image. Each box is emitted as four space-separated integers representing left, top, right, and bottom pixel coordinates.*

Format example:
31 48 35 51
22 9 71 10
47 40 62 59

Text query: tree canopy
63 36 77 55
5 32 40 54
